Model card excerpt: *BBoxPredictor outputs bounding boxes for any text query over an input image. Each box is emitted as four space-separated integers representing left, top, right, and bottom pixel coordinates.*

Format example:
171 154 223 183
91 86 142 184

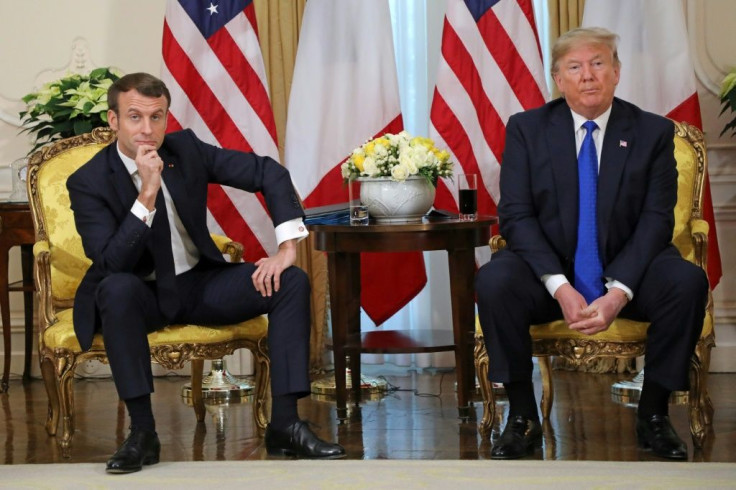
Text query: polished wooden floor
1 367 735 464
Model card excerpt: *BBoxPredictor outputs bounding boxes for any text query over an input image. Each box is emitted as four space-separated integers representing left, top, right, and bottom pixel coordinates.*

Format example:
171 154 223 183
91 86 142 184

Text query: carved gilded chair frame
27 127 271 451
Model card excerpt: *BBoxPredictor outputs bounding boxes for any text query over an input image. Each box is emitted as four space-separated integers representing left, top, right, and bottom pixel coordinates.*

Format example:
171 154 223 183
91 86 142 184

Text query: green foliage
19 67 121 153
720 69 736 138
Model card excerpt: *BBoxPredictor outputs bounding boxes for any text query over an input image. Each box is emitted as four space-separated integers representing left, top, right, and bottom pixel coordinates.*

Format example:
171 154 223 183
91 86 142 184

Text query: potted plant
19 67 121 153
340 131 454 222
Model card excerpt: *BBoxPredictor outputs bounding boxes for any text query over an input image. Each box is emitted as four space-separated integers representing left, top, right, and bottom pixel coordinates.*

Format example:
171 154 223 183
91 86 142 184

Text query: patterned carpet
2 460 735 489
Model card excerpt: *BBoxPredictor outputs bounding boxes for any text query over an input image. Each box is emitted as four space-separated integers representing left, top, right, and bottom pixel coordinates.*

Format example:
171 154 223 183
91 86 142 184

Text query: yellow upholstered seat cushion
44 308 269 353
475 311 711 343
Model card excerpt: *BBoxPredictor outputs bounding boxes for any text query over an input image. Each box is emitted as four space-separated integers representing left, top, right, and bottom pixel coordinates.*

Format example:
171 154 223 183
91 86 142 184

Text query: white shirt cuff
274 218 309 245
132 199 156 227
606 278 633 301
542 273 569 298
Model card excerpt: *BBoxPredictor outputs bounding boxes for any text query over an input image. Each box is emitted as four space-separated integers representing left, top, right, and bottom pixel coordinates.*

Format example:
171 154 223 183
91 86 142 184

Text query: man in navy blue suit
476 28 708 460
67 73 345 473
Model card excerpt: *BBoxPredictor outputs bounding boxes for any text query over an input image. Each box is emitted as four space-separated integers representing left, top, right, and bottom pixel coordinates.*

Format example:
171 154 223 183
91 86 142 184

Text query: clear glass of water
348 178 369 225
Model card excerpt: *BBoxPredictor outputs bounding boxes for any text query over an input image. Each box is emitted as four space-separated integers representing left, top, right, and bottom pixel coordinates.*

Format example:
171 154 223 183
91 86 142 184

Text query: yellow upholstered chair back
28 128 114 305
671 122 708 265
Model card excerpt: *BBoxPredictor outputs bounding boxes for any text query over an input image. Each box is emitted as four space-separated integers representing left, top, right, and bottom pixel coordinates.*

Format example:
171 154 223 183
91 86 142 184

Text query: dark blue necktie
150 190 181 319
574 121 605 303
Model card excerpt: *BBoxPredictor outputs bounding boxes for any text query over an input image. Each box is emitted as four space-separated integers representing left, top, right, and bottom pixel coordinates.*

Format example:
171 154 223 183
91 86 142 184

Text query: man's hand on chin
568 287 629 336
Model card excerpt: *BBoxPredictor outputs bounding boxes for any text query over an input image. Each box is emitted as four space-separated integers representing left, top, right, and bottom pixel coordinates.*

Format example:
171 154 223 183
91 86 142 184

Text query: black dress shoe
106 427 161 474
265 420 346 459
491 415 542 460
636 414 688 460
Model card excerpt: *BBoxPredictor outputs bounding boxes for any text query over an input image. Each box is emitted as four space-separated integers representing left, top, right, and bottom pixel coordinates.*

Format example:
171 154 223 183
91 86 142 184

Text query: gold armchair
27 127 271 450
474 120 715 448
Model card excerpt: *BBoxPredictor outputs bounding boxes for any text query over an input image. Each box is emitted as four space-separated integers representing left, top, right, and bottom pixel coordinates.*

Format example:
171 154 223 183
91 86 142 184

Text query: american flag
161 0 278 262
430 0 548 260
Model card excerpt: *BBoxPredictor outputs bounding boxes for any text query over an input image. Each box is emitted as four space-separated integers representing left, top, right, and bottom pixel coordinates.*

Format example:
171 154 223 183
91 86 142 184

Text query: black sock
125 394 156 432
504 380 538 422
270 394 299 430
638 378 670 419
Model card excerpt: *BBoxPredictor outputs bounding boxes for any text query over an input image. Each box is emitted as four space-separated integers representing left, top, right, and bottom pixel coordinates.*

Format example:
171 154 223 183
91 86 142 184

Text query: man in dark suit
476 28 708 460
67 73 345 473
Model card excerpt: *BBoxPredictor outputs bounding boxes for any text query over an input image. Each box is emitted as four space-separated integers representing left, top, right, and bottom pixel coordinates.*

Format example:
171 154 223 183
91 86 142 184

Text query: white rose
341 162 352 179
363 157 379 176
412 145 430 167
399 149 419 175
391 164 409 181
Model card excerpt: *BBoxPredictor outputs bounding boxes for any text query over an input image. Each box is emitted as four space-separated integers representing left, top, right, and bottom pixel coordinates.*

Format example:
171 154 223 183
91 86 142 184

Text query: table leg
0 246 10 393
448 247 477 420
326 251 361 420
21 244 33 383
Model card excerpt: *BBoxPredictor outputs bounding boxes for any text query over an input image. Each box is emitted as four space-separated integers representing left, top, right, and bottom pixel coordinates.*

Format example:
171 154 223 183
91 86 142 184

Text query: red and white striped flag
583 0 722 288
284 0 426 326
161 0 279 262
430 0 548 262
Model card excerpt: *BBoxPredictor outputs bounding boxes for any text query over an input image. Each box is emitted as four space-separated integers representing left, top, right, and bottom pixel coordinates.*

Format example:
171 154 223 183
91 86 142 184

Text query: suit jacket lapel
107 145 139 212
547 104 578 256
598 99 633 254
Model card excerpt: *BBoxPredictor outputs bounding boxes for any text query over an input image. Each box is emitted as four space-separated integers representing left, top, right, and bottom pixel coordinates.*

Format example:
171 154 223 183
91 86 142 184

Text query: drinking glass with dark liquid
458 174 477 220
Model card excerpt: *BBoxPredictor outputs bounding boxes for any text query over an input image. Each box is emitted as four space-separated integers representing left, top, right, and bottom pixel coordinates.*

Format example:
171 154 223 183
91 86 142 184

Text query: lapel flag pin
619 140 628 148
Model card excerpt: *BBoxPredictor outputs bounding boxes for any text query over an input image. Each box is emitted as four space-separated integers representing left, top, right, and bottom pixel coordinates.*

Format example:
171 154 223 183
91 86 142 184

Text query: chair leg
190 359 205 423
40 357 60 436
538 356 553 419
252 338 270 434
694 336 715 425
474 334 494 437
57 357 77 451
689 336 715 449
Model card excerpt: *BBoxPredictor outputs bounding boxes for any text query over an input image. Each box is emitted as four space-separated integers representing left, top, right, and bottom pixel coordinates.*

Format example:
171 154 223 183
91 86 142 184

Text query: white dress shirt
540 107 634 301
117 145 308 276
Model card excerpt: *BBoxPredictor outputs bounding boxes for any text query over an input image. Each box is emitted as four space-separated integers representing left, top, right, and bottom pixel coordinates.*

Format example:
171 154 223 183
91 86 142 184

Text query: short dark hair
107 72 171 113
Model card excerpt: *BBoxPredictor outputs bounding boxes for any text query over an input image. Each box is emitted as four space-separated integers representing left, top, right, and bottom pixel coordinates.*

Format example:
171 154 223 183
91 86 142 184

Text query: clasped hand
555 284 628 335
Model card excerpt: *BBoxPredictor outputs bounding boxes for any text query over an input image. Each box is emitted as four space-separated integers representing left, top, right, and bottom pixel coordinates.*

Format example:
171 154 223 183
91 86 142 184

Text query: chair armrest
210 234 244 263
689 218 709 272
33 240 58 328
489 235 507 253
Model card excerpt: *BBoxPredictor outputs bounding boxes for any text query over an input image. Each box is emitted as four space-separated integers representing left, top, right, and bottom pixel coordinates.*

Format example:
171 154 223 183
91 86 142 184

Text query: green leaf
89 67 108 80
73 119 93 135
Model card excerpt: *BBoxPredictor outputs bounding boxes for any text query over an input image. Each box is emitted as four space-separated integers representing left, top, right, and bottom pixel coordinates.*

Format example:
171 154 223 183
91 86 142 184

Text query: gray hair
551 27 621 75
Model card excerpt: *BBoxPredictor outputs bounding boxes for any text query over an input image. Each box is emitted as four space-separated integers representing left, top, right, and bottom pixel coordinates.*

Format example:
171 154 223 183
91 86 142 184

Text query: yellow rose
353 154 365 172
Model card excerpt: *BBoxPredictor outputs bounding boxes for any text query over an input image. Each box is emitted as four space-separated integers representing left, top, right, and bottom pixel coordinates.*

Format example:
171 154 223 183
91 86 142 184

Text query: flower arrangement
720 67 736 137
341 131 453 186
19 67 122 152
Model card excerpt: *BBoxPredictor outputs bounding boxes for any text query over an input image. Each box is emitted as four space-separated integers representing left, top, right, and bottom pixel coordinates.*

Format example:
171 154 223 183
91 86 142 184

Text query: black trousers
475 248 708 392
95 260 311 400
